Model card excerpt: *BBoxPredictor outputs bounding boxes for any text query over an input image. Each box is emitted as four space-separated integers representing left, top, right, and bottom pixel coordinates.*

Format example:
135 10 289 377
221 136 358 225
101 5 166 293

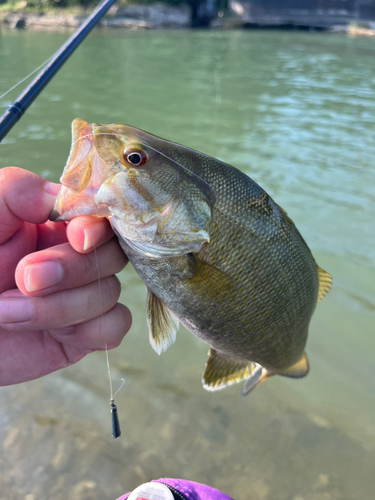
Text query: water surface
0 28 374 500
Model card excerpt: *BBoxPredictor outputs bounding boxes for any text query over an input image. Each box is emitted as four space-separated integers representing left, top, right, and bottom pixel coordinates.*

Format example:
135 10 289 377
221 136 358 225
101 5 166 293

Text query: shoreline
0 3 192 30
1 5 375 35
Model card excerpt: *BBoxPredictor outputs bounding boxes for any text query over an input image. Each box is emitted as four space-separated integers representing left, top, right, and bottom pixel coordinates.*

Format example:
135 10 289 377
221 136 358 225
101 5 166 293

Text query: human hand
0 167 131 386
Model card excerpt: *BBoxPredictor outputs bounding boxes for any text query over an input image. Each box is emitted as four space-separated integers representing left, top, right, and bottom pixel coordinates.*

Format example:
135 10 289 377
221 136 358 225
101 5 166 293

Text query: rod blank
0 0 117 142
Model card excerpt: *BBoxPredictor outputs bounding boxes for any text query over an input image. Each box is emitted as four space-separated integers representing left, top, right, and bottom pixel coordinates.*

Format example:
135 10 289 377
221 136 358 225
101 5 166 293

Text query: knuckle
48 294 67 325
102 275 121 304
106 305 130 349
0 167 20 183
116 303 132 332
28 295 65 329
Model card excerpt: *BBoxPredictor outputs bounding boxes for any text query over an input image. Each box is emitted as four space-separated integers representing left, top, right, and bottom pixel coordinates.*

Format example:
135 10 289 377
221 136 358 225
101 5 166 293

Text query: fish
50 118 332 396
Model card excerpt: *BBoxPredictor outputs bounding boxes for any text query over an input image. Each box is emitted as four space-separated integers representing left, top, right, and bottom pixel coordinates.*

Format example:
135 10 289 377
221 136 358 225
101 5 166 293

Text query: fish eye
123 149 148 167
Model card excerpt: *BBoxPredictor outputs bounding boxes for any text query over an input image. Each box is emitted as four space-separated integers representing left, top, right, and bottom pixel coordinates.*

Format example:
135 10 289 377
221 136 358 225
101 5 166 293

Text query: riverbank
0 3 191 30
2 3 375 34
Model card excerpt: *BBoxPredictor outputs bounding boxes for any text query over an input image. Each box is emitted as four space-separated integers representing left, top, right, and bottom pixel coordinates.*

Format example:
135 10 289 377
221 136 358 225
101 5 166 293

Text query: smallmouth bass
51 119 332 395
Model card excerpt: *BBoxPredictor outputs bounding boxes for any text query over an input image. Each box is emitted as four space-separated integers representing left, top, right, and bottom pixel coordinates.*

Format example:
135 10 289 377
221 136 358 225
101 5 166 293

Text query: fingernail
44 181 61 196
0 297 32 323
24 262 64 292
49 326 75 335
42 182 61 212
83 228 94 252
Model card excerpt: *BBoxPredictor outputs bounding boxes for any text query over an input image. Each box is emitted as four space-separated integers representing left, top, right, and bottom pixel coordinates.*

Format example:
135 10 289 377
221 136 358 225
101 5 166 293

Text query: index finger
0 167 60 245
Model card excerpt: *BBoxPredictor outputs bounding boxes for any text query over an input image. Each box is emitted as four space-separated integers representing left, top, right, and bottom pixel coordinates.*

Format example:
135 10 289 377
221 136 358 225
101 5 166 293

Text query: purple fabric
116 478 234 500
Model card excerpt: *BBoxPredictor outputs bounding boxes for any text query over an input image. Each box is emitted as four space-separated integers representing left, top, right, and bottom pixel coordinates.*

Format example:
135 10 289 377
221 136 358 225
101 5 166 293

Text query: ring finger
0 276 121 331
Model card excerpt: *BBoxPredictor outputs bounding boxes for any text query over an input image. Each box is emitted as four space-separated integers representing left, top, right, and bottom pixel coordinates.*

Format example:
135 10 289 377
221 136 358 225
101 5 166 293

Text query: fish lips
49 186 108 222
49 118 112 222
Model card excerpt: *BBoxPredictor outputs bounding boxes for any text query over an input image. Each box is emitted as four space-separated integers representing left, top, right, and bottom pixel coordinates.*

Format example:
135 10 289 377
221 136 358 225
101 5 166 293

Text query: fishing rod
0 0 117 143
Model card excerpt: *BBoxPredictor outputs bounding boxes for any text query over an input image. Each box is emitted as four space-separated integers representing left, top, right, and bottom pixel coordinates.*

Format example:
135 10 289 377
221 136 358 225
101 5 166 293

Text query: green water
0 28 374 500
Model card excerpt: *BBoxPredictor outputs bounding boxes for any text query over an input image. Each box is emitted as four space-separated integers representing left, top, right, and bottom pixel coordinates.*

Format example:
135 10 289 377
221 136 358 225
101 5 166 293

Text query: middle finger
15 238 127 296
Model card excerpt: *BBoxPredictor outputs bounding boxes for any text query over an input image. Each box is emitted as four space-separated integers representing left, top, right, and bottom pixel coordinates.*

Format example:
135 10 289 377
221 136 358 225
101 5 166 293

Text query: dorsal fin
146 290 179 355
278 352 309 378
317 266 332 303
202 349 257 391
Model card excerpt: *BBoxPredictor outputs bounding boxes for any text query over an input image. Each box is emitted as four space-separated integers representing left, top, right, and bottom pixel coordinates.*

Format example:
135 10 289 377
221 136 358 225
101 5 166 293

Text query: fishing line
212 69 222 143
214 70 222 106
0 55 55 101
0 0 118 142
93 241 122 438
212 31 223 142
113 377 126 398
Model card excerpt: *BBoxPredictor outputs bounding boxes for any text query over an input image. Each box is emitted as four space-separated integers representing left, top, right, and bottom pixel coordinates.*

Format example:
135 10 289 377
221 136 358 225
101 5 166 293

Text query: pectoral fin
172 254 237 299
146 290 179 355
202 349 259 391
317 266 332 302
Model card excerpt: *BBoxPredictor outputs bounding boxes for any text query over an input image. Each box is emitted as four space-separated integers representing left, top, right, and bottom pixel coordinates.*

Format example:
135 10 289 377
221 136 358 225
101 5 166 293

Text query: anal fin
202 349 258 391
278 352 309 378
317 266 332 303
147 290 179 355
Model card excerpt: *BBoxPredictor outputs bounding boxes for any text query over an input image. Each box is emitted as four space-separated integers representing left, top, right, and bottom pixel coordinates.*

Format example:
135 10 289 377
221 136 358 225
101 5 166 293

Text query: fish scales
51 119 332 395
122 199 314 367
148 144 318 357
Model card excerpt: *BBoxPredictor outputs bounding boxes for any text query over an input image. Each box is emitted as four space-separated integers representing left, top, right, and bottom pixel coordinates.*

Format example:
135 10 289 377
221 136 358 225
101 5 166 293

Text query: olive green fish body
52 119 331 395
115 157 318 372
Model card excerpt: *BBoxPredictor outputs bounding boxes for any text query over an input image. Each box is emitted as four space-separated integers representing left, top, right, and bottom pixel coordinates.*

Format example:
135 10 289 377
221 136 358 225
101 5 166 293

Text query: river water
0 28 374 500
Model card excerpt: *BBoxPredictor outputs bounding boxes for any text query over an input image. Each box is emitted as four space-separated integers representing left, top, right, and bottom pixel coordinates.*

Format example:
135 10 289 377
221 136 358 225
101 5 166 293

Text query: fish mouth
50 118 111 222
49 208 62 222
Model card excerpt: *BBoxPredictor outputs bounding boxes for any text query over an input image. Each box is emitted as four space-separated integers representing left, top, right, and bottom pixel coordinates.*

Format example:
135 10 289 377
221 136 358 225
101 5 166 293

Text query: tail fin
241 352 309 396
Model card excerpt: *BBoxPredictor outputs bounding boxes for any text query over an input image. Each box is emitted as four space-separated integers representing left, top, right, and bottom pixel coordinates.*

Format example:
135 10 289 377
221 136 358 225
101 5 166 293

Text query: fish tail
241 352 310 396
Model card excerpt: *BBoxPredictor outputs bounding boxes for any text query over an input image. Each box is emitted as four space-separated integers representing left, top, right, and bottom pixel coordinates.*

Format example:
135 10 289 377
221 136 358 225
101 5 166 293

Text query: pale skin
0 167 132 386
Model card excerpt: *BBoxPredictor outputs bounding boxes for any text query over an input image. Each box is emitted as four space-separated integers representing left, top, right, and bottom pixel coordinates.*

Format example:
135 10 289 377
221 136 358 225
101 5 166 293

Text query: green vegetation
0 0 184 10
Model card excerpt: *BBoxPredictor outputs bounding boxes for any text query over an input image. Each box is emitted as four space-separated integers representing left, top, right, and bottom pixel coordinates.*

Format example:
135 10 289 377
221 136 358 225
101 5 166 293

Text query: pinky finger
48 303 132 364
